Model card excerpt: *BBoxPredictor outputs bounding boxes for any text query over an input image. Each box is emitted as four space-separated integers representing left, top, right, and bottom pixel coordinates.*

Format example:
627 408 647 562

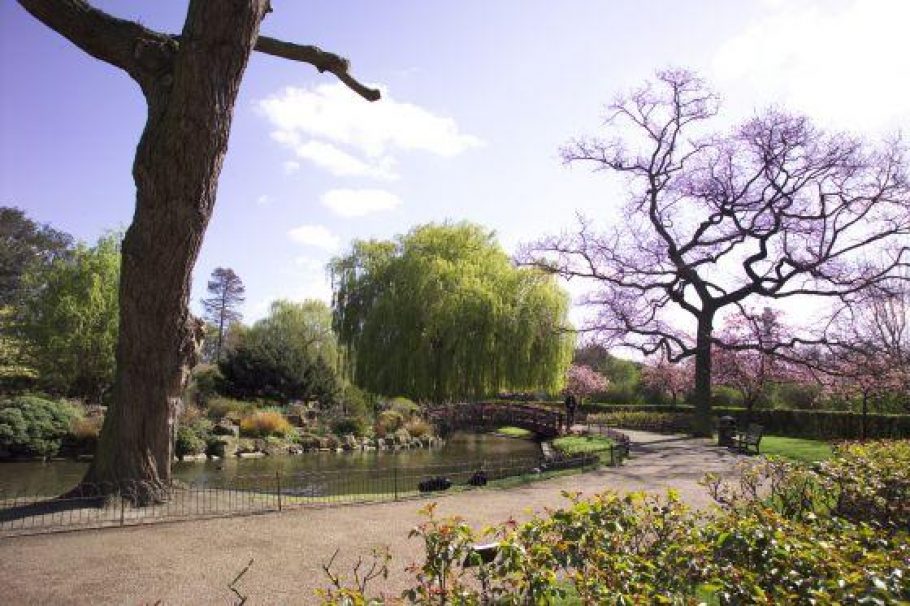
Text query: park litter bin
718 416 736 447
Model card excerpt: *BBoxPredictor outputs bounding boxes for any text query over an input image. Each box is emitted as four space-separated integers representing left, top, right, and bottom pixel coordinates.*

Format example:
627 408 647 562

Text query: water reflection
0 432 541 496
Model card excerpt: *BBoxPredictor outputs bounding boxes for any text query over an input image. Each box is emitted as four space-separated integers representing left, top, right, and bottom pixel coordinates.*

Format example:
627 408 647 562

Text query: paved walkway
0 430 745 605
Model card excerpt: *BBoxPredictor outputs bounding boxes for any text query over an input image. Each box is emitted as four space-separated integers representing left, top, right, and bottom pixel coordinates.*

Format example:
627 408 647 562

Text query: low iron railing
0 451 616 538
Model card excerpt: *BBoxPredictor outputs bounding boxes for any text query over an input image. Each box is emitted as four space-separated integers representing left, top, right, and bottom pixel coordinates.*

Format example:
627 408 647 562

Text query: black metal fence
0 451 623 537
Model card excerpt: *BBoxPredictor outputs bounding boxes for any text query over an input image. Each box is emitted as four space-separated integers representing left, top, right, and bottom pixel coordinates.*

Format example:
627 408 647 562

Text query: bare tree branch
254 36 380 101
16 0 175 83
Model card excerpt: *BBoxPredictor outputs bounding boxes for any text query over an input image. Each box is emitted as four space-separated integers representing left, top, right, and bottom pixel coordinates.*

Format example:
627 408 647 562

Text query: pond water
0 432 542 497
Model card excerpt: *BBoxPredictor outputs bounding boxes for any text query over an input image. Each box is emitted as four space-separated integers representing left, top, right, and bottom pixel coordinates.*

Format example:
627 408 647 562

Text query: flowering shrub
320 441 910 604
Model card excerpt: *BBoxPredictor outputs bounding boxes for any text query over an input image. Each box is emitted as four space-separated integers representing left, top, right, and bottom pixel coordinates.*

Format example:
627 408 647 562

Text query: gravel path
0 430 744 605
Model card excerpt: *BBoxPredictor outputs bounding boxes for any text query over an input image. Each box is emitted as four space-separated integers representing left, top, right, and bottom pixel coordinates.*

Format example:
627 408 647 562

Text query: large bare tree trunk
82 1 269 502
18 0 378 503
692 312 715 437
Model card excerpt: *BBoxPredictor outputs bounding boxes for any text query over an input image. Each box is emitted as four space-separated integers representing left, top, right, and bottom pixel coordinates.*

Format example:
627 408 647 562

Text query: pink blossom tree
712 308 801 413
564 364 609 403
640 359 693 406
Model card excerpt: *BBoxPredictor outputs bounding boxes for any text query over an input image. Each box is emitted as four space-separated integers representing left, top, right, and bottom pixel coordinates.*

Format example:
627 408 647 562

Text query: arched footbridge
427 402 566 439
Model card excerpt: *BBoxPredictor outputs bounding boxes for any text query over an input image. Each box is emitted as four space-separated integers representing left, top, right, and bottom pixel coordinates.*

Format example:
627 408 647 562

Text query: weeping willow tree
330 222 574 402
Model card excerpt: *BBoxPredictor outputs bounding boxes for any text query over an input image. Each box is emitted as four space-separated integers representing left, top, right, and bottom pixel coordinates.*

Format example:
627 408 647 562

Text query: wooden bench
735 423 764 455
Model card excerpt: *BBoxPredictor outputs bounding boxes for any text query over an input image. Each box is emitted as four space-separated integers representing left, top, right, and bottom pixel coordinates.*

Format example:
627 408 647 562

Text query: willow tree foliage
330 223 573 402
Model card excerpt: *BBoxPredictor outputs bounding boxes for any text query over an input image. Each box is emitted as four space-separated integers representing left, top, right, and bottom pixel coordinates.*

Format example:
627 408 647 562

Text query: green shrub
0 396 80 457
206 397 252 423
708 384 744 407
338 385 376 419
298 432 322 450
174 417 215 459
821 440 910 528
331 416 365 436
188 364 222 406
322 442 910 604
386 396 420 418
175 425 205 458
375 410 404 437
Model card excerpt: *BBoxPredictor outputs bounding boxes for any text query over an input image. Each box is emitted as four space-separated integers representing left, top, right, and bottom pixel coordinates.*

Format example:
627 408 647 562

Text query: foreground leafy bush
321 441 910 604
0 396 79 457
819 440 909 528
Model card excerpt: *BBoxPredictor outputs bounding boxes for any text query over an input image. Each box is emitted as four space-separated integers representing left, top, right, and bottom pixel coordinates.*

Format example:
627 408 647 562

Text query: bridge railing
427 402 565 436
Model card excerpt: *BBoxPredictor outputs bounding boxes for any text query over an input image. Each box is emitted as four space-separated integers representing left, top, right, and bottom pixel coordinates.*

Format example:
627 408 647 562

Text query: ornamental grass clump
404 418 431 439
239 410 292 438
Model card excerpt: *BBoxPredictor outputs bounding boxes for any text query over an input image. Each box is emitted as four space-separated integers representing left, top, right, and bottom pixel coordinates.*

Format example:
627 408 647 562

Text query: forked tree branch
17 0 174 80
18 0 381 103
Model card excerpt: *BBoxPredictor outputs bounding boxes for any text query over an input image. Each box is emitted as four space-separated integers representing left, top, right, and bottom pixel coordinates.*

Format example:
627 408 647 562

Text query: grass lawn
759 436 833 463
495 426 534 439
552 435 614 457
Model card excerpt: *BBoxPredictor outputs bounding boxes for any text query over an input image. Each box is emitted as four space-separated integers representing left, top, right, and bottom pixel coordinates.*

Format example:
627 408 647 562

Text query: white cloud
282 160 301 174
256 194 270 206
258 83 482 178
280 136 397 180
321 188 402 218
248 258 333 321
713 0 910 132
287 224 340 250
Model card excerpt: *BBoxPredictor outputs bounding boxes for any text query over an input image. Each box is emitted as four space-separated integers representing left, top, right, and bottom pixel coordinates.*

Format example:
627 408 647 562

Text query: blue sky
2 0 908 325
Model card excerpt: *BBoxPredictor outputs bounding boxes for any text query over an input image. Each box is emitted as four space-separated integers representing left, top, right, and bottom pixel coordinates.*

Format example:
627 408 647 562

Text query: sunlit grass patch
495 426 534 439
759 436 833 463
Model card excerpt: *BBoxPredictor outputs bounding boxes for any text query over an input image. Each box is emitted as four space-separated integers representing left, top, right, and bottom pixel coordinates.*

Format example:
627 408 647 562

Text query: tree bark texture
692 312 715 437
17 0 379 503
83 0 270 501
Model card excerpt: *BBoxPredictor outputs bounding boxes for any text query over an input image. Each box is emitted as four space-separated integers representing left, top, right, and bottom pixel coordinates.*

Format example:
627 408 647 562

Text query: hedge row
713 407 910 440
487 400 910 440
